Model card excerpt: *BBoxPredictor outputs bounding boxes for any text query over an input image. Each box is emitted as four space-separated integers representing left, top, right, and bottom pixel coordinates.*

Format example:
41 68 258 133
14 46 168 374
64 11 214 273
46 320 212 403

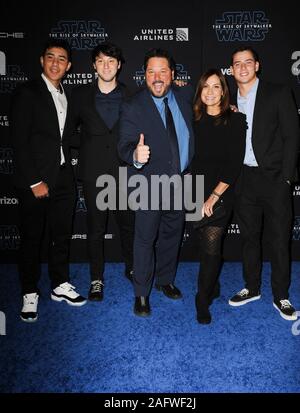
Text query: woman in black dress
193 68 246 324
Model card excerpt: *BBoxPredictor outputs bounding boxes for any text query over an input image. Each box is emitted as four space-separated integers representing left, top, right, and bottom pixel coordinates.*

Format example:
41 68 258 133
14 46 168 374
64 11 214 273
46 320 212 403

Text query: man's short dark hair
91 42 125 64
144 48 176 72
41 39 72 61
231 46 260 65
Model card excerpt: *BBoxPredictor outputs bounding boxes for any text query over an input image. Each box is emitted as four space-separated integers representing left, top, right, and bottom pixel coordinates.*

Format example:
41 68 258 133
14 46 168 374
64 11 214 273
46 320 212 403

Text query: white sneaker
51 282 86 306
20 293 39 322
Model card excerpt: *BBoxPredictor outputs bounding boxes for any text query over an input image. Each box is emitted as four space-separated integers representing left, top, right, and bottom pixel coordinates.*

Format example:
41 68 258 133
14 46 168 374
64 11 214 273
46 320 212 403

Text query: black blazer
10 78 74 189
233 79 300 183
71 82 131 182
118 85 195 178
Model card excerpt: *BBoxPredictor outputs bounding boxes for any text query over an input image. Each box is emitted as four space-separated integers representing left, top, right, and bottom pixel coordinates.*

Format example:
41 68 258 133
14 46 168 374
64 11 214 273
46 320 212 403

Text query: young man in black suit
118 48 194 316
11 39 86 322
228 46 299 321
71 43 134 301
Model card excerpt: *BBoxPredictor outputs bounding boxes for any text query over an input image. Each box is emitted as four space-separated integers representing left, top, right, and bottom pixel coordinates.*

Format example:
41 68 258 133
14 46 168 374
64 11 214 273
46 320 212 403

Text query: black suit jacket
118 85 194 178
233 79 300 183
71 82 131 182
10 78 74 189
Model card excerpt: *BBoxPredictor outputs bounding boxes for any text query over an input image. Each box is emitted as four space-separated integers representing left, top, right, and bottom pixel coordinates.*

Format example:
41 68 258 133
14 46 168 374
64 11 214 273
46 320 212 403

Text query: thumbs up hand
134 133 150 164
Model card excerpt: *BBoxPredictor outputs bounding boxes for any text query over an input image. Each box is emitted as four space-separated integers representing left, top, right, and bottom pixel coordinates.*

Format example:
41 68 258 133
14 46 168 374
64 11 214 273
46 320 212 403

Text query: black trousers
16 166 76 295
82 180 134 281
235 166 293 300
133 207 185 297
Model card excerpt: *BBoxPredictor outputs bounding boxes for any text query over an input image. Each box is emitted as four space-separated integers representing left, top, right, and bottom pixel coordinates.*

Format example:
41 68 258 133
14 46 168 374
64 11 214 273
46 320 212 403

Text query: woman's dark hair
193 68 231 123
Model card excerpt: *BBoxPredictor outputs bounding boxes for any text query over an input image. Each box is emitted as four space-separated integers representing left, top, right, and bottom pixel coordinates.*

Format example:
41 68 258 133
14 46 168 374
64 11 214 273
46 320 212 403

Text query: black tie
163 97 180 174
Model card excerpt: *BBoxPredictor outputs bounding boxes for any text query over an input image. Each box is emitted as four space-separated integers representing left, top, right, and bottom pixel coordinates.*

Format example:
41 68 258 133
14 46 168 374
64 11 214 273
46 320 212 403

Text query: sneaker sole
20 315 38 323
51 294 87 306
273 303 297 321
228 295 261 307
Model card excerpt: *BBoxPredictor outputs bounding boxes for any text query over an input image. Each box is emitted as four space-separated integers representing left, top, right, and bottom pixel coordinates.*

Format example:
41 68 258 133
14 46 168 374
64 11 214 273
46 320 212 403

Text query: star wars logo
0 148 13 175
133 63 191 86
50 20 108 50
0 225 20 250
0 63 28 93
292 216 300 241
213 11 272 41
76 185 87 213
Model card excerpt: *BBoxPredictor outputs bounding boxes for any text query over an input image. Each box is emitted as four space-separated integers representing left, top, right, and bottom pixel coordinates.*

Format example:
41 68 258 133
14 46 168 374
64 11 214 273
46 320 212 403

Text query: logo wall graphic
213 11 272 41
227 223 240 235
0 53 28 94
133 28 189 41
0 197 18 205
0 51 6 76
62 72 95 86
292 216 300 241
0 32 24 39
0 225 20 250
50 20 108 49
0 148 13 175
0 115 9 127
76 185 87 213
291 51 300 85
293 185 300 197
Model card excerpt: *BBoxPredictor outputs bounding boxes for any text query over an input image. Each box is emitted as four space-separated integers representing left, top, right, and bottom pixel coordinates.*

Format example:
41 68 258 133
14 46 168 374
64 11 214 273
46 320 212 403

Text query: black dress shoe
155 283 182 299
134 296 150 317
195 293 212 324
197 312 212 324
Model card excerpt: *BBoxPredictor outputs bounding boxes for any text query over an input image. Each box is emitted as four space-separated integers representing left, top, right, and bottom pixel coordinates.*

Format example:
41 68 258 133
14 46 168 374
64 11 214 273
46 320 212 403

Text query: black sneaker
228 288 261 306
155 283 182 299
273 299 297 321
88 280 104 301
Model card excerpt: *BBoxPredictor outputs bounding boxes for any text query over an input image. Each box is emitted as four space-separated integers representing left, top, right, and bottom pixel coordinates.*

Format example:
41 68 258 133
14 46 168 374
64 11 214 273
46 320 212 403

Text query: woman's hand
202 194 219 217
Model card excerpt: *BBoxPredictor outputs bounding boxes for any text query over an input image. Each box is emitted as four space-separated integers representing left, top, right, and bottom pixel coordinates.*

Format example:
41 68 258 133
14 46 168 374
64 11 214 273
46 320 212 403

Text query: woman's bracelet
211 190 221 199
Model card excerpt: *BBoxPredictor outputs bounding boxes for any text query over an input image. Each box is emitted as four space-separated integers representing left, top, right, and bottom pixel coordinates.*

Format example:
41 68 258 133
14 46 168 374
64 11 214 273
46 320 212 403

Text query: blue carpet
0 262 300 393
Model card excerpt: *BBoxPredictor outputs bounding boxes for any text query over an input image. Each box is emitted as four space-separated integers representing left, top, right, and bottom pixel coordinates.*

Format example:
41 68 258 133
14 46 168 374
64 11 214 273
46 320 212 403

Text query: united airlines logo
50 20 108 49
0 225 20 250
133 28 189 41
0 52 28 94
227 223 240 235
76 185 87 213
213 11 272 42
0 148 13 175
133 63 191 86
293 185 300 197
62 72 95 86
